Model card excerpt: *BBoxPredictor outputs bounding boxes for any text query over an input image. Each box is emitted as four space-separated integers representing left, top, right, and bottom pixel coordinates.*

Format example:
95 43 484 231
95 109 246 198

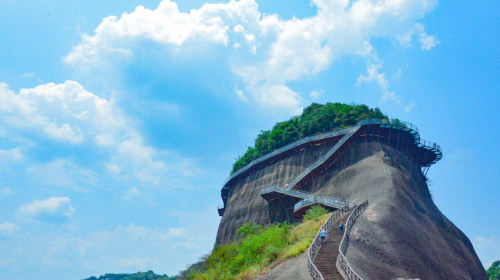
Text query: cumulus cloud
310 89 324 99
17 197 75 223
0 222 20 237
0 81 116 144
0 81 199 189
398 23 439 50
357 63 401 103
66 0 438 113
473 236 500 268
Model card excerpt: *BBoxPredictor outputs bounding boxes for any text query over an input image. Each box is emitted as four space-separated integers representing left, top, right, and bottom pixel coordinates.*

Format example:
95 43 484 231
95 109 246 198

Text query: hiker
339 221 344 235
320 228 326 243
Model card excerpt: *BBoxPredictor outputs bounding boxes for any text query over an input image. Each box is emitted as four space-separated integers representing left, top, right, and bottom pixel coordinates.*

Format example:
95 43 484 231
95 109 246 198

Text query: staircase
286 125 361 191
314 214 350 280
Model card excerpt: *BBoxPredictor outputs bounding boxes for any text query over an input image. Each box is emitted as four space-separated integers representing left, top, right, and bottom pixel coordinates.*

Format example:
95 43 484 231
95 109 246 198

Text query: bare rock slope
316 143 486 279
217 140 486 279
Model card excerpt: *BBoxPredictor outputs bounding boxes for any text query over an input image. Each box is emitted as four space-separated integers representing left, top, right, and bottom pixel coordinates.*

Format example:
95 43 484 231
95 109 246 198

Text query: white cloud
357 63 401 103
0 81 200 189
0 148 23 162
0 222 20 237
398 23 439 50
17 197 75 223
405 101 416 112
416 23 439 50
473 236 500 268
1 187 13 196
235 85 248 102
66 0 438 113
121 187 141 201
310 89 324 99
0 81 117 144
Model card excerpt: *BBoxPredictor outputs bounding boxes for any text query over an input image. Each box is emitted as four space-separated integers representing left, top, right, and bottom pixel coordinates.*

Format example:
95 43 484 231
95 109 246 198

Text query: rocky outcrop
216 136 487 279
216 141 335 244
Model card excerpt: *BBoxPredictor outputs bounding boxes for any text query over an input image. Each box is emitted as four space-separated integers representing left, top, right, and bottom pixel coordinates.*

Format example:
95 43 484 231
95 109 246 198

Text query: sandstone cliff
216 127 486 279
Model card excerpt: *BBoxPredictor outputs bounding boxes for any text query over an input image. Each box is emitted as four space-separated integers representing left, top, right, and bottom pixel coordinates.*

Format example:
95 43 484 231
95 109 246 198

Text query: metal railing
294 196 347 212
260 186 310 199
220 118 442 214
338 200 369 280
308 204 351 280
260 186 348 212
221 126 352 189
287 126 361 190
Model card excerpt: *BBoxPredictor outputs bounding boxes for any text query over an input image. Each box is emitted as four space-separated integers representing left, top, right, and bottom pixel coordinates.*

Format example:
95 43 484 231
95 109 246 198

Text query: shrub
231 102 388 174
303 205 329 222
182 216 331 279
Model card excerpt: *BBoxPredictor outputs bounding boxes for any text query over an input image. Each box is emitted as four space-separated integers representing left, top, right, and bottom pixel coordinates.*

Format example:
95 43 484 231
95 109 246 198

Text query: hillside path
314 214 350 280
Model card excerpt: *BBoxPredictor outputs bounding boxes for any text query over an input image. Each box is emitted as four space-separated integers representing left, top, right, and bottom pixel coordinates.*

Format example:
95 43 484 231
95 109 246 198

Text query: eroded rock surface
216 140 487 279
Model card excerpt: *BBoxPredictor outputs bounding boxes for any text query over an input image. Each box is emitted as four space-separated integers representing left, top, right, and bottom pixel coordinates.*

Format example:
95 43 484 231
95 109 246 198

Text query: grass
183 206 331 280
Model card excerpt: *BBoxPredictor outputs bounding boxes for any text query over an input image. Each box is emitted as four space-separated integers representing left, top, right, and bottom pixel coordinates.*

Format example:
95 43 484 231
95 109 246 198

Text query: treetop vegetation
487 260 500 280
231 102 388 174
82 270 176 280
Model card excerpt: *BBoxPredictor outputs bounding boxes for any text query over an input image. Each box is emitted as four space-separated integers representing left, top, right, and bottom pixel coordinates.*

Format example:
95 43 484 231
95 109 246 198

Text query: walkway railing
338 200 369 280
222 127 352 189
307 205 350 280
260 186 310 199
220 118 442 215
293 196 347 213
287 126 361 190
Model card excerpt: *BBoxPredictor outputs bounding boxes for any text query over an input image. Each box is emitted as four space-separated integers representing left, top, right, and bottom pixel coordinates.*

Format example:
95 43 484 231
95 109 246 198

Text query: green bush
303 205 329 222
181 212 332 280
231 102 388 174
186 222 292 279
487 260 500 280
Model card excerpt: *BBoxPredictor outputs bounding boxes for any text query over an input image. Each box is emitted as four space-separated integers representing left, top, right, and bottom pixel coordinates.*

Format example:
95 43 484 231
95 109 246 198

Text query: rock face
216 141 335 244
216 137 487 279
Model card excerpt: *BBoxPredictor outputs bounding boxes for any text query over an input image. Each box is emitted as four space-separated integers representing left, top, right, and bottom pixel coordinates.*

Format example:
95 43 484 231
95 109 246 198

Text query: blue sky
0 0 499 279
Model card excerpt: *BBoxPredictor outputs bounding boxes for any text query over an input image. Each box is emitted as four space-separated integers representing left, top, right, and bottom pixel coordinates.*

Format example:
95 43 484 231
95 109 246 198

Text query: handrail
222 127 352 189
338 200 369 280
220 118 442 213
261 187 347 210
286 125 361 190
293 196 347 212
261 186 310 199
307 205 350 280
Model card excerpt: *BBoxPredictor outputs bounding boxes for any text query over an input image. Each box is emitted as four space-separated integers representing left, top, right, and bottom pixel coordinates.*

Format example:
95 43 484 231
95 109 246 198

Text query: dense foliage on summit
231 103 388 174
83 270 176 280
487 260 500 280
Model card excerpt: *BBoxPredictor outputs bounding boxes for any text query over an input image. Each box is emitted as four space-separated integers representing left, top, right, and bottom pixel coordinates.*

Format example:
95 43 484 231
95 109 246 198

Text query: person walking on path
320 228 326 243
339 221 344 235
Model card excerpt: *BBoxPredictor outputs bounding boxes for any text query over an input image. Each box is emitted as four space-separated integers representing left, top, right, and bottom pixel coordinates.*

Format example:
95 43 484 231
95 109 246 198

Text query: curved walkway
219 119 442 216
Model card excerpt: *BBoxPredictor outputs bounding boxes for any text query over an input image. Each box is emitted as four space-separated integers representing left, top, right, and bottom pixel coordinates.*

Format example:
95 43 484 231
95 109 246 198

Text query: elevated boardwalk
219 119 442 216
260 186 349 219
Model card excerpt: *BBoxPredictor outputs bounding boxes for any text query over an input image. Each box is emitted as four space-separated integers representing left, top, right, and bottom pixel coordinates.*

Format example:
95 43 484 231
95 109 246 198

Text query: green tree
486 260 500 280
231 102 388 174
